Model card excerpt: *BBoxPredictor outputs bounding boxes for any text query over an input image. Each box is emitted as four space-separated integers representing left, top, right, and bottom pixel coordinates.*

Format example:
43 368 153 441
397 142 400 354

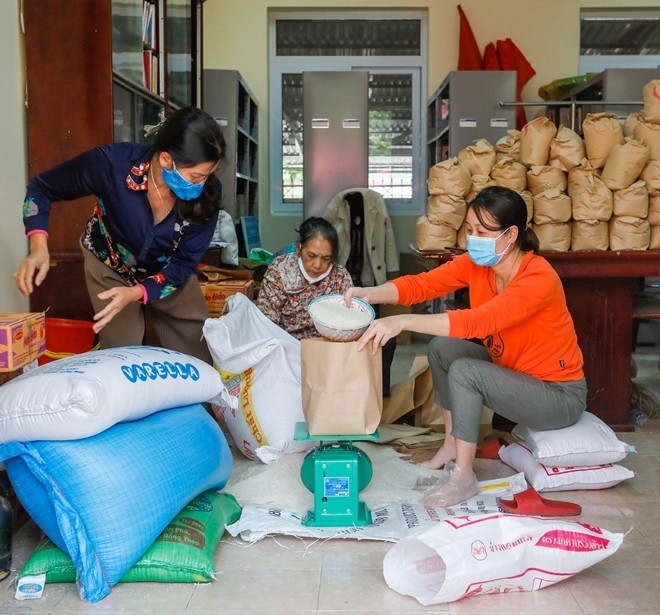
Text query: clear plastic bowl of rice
308 294 375 342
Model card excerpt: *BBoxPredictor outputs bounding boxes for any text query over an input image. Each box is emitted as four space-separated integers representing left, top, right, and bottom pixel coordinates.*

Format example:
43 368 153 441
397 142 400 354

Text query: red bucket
39 317 97 365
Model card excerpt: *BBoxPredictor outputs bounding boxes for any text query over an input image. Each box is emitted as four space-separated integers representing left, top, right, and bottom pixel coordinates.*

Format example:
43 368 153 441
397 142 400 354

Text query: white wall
202 0 660 252
0 1 28 312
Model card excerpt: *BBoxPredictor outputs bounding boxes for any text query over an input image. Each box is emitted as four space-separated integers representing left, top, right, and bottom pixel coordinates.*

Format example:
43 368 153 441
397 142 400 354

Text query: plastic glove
420 461 479 508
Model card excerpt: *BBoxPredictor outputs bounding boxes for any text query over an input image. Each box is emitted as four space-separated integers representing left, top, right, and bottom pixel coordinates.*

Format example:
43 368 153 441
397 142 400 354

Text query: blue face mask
466 228 512 267
161 161 205 200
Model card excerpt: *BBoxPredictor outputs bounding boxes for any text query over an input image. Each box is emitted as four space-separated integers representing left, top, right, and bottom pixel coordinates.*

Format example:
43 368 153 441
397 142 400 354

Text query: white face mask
298 257 333 284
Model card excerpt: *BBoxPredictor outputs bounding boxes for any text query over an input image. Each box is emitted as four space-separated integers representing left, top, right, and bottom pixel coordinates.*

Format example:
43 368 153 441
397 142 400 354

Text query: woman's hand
356 316 404 354
93 286 143 333
344 282 399 308
14 236 50 296
344 286 370 306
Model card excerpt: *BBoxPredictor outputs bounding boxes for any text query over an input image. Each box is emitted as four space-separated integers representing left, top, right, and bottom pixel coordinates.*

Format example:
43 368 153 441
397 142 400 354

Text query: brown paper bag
648 193 660 227
519 116 557 167
549 125 585 172
416 215 457 251
609 216 650 251
567 158 601 197
633 119 660 161
582 112 624 169
526 165 567 196
301 338 382 435
650 225 660 250
571 174 613 222
466 174 497 202
640 160 660 194
427 157 472 197
426 193 467 230
491 156 527 192
624 112 642 138
457 139 497 176
519 190 534 225
495 130 521 161
571 220 609 251
613 180 649 218
532 221 572 251
601 138 650 191
532 188 572 224
642 80 660 124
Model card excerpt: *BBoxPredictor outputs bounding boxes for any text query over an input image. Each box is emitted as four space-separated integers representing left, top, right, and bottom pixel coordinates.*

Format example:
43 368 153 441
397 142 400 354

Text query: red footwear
499 487 582 517
475 437 508 459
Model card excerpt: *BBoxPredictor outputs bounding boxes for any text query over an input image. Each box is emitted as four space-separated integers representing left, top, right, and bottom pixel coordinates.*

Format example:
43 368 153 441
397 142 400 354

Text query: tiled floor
1 339 659 614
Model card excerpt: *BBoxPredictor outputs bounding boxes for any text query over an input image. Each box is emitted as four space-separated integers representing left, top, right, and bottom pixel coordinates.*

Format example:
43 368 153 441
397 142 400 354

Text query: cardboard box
200 279 254 317
0 312 46 371
198 264 255 317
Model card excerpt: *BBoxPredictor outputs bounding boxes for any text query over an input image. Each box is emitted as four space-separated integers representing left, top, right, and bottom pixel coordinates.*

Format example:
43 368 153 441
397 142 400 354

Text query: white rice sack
203 293 314 464
384 512 622 606
499 443 634 492
511 411 635 466
0 346 223 443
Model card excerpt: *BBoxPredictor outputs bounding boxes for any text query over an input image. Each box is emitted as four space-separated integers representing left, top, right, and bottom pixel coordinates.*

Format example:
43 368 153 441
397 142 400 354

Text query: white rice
310 300 371 329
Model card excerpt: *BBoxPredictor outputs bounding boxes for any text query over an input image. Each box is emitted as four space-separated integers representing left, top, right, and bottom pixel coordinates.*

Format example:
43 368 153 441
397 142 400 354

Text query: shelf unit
549 68 659 133
427 71 517 166
113 0 202 143
203 69 259 222
23 0 202 321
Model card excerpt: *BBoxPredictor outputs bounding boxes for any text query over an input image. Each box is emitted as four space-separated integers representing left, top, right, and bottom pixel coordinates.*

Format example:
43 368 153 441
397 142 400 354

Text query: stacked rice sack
631 79 660 249
416 79 660 252
498 412 636 492
0 346 235 603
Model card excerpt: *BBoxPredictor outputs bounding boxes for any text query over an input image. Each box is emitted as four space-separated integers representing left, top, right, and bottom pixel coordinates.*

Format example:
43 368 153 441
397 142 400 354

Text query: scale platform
294 422 379 527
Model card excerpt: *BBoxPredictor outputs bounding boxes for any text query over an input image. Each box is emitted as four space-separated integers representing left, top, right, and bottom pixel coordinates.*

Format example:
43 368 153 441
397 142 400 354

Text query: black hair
468 186 539 253
296 217 339 260
152 106 227 225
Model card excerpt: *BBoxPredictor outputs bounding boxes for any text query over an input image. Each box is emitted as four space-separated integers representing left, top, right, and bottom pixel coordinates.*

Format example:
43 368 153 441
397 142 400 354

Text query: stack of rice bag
0 346 237 602
498 411 635 492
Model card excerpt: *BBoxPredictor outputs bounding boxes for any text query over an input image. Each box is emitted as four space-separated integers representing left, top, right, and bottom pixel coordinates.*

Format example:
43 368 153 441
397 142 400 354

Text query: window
579 8 660 73
269 10 427 216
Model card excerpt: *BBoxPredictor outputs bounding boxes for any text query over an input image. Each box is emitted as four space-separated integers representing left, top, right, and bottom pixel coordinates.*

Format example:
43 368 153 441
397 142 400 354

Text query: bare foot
420 443 456 470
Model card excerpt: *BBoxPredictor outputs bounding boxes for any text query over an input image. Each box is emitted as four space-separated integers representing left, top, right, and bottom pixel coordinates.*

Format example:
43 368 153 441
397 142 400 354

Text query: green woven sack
19 491 241 584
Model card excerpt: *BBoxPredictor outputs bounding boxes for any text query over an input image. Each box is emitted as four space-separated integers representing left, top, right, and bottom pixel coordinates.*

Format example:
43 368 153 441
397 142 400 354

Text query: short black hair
296 217 339 260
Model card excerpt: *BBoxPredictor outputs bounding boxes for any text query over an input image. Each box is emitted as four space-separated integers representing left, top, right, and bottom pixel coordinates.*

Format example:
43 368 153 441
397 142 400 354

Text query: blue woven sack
0 404 233 602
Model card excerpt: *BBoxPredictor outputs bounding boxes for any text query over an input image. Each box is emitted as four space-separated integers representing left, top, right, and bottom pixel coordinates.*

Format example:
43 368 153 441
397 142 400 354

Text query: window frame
268 9 428 217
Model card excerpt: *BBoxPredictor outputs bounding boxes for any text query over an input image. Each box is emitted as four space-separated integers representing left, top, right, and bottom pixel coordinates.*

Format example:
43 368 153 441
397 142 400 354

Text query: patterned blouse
257 252 353 339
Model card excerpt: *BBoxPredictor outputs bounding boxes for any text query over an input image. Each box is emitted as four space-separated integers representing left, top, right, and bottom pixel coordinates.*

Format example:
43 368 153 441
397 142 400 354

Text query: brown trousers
82 245 212 364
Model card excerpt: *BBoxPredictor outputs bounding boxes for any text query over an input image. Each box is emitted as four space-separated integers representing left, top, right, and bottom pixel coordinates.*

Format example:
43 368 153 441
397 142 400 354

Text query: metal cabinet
427 71 517 165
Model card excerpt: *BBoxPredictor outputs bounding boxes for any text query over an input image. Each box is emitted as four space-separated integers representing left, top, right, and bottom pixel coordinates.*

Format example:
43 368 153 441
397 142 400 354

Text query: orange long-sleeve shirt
391 252 584 382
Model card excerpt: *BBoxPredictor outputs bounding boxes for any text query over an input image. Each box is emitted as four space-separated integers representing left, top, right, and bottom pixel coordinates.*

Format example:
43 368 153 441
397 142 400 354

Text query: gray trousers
82 245 212 364
428 336 587 443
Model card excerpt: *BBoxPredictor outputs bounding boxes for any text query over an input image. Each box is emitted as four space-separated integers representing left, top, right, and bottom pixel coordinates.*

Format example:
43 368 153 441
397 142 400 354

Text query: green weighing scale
294 422 379 527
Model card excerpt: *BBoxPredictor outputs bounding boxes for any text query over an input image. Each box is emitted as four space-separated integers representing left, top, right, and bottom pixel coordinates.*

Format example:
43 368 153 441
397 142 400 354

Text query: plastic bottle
0 492 11 582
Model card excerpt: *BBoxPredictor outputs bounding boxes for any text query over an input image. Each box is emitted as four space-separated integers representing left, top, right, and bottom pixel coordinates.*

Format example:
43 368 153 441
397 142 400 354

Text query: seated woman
344 186 587 507
257 217 353 340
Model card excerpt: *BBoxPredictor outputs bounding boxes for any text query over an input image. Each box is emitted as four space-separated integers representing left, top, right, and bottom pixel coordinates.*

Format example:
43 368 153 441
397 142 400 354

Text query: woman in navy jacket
15 107 226 363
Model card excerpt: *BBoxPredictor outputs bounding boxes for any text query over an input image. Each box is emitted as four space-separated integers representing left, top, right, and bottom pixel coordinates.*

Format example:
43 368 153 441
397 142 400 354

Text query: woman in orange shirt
345 186 587 507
